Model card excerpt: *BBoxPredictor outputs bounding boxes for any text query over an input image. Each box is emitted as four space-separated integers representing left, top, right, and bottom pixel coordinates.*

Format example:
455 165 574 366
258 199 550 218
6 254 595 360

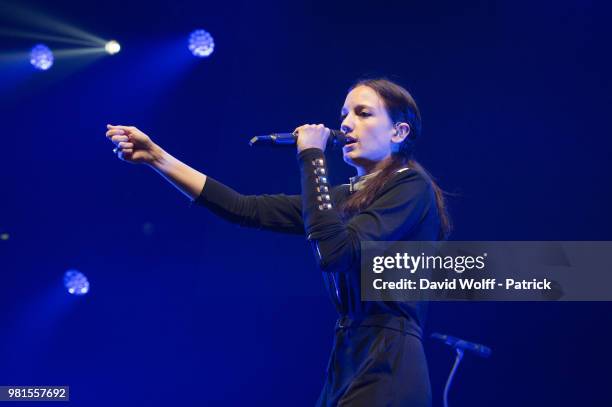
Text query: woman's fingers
106 129 125 138
106 125 147 162
117 142 134 149
107 124 135 133
111 135 129 143
117 148 134 159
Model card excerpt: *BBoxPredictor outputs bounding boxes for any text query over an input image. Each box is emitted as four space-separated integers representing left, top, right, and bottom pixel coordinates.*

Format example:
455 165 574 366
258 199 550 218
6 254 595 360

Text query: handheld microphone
431 333 492 358
249 129 346 149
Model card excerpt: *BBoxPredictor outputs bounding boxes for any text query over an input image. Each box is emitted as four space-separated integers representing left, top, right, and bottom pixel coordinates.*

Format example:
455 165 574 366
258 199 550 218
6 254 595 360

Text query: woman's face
340 85 396 173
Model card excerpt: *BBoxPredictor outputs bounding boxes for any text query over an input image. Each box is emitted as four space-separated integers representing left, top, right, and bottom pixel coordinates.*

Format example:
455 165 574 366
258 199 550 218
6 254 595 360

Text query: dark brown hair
338 78 452 240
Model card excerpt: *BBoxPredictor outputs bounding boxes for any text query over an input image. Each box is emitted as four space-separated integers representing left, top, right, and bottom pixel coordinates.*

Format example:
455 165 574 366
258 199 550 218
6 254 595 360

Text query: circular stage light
64 269 90 295
105 40 121 55
188 29 215 57
30 44 54 71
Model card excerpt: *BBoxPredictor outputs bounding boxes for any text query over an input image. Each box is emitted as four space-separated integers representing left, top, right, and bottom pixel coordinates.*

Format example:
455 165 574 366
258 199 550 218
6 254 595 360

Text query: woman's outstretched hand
105 124 158 165
294 124 331 153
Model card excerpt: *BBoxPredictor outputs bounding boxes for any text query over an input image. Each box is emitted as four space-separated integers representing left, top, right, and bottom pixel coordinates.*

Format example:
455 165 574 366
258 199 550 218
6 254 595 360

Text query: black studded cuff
297 148 342 241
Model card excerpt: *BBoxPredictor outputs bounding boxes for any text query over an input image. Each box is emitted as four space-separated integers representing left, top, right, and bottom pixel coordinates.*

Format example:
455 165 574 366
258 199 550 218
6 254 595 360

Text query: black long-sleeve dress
193 148 440 406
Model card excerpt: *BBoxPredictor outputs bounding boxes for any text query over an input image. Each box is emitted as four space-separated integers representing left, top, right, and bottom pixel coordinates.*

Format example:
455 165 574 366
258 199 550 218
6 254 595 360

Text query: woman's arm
297 148 436 272
148 143 207 200
293 124 436 273
106 125 206 199
106 125 304 234
192 176 304 233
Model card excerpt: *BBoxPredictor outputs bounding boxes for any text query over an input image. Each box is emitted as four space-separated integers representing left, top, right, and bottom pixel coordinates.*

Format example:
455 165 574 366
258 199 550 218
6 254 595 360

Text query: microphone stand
431 332 491 407
443 347 464 407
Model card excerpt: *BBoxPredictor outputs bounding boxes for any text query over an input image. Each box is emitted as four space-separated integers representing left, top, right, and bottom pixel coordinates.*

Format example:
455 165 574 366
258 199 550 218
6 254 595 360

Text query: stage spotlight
188 29 214 57
105 40 120 55
64 269 90 295
30 44 53 70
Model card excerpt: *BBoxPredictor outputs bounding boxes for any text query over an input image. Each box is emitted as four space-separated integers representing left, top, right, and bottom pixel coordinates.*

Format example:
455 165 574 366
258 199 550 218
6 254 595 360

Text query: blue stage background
1 0 611 405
